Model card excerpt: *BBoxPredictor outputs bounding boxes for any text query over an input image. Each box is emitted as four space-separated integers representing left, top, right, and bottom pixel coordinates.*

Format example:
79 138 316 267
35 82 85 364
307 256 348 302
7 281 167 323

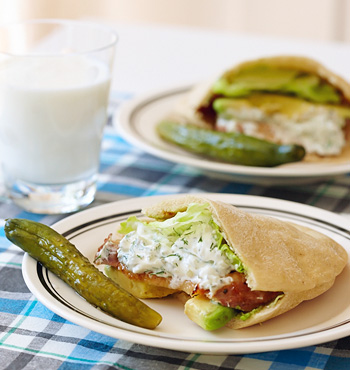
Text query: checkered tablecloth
0 94 350 370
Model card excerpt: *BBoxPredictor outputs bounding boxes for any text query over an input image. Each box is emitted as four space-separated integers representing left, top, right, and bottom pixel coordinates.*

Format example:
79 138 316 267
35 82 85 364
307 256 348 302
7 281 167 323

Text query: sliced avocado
333 105 350 118
282 74 340 103
213 94 313 119
224 65 299 90
213 94 350 120
184 295 236 331
212 65 341 104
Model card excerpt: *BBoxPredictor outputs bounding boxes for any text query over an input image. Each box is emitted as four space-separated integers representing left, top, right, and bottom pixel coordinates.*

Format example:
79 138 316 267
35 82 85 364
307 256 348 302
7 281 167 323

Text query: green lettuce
238 294 284 321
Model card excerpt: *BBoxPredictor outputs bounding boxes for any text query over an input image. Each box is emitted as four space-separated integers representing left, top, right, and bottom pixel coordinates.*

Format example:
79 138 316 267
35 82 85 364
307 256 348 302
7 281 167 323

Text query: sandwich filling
95 203 281 313
214 95 348 156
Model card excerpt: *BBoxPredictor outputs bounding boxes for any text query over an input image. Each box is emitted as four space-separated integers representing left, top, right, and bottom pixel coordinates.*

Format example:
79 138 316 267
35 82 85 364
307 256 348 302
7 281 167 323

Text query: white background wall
1 0 350 43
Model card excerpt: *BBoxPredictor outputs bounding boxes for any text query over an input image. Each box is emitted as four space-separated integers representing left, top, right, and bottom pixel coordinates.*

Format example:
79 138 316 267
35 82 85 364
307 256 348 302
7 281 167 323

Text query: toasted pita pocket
143 195 347 329
167 56 350 163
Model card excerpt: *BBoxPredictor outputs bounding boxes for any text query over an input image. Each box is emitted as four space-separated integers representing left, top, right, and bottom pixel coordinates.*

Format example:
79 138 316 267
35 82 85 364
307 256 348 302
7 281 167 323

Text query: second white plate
115 86 350 185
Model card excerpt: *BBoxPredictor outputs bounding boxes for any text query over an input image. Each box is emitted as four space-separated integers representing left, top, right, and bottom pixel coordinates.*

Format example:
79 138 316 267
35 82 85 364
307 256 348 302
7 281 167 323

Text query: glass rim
0 18 119 57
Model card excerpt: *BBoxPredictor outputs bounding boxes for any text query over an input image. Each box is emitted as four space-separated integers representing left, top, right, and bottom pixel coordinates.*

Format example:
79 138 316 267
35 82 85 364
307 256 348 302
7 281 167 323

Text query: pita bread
143 195 348 328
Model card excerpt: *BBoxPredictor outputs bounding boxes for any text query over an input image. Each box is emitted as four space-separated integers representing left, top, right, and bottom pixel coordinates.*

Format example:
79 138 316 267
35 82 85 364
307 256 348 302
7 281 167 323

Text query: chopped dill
150 270 166 276
172 227 181 236
162 253 183 260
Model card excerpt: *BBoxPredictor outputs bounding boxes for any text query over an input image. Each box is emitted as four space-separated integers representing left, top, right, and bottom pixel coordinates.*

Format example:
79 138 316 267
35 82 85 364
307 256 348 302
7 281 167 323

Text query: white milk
0 55 111 184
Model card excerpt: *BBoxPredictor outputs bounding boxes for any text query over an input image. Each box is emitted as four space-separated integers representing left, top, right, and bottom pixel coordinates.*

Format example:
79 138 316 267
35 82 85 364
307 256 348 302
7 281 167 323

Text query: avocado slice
283 74 340 103
212 65 340 104
184 295 236 331
213 94 350 120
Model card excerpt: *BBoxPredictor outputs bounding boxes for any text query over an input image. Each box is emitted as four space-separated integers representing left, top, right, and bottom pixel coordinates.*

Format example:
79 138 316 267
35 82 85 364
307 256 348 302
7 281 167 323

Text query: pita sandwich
94 195 348 330
166 56 350 164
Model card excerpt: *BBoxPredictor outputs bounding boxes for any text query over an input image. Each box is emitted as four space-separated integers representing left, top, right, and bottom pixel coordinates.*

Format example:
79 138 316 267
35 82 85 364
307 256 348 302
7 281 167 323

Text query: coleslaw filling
117 203 244 296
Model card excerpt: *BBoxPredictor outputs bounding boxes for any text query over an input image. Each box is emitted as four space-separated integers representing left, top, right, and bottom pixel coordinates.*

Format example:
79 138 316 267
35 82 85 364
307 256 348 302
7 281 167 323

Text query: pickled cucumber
4 218 162 329
157 120 306 167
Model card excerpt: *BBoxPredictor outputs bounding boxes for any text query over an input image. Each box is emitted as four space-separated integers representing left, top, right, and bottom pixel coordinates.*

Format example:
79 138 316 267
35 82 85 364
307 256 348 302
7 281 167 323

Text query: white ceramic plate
22 194 350 355
115 86 350 185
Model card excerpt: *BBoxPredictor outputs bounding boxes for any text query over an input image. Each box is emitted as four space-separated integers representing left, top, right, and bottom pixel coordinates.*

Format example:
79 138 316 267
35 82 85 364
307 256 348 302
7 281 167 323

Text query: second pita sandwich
159 56 350 164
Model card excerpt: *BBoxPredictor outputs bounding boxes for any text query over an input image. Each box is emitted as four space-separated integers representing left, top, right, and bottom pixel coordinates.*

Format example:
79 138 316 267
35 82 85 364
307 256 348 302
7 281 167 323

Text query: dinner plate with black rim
22 194 350 355
115 85 350 185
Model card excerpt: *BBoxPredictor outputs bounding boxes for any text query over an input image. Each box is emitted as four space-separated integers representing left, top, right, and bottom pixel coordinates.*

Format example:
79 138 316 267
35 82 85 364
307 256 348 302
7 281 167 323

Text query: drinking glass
0 19 118 213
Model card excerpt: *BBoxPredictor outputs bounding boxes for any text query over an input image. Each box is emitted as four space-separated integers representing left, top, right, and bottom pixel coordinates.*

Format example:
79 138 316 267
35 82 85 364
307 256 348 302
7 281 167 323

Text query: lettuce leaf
218 243 244 273
119 203 211 238
118 216 140 234
238 294 284 321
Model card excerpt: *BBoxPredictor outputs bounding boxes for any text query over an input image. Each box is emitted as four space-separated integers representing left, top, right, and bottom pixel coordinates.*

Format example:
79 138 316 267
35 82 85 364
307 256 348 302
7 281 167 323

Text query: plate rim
21 193 350 355
115 85 350 179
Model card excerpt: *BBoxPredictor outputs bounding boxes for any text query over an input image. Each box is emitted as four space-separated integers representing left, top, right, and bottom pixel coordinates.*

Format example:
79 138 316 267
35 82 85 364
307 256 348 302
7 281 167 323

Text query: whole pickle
157 120 305 167
5 218 162 329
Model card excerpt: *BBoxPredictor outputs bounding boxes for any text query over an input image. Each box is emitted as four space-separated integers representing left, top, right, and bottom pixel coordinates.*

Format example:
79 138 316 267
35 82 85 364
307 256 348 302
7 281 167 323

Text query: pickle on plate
157 120 306 167
4 218 162 329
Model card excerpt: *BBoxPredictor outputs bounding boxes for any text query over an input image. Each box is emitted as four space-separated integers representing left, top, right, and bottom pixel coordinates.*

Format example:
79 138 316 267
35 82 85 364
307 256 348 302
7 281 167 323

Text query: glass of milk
0 19 117 213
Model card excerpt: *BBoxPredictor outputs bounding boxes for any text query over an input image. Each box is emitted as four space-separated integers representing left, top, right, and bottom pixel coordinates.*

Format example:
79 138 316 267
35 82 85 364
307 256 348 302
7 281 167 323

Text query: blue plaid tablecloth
0 93 350 370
